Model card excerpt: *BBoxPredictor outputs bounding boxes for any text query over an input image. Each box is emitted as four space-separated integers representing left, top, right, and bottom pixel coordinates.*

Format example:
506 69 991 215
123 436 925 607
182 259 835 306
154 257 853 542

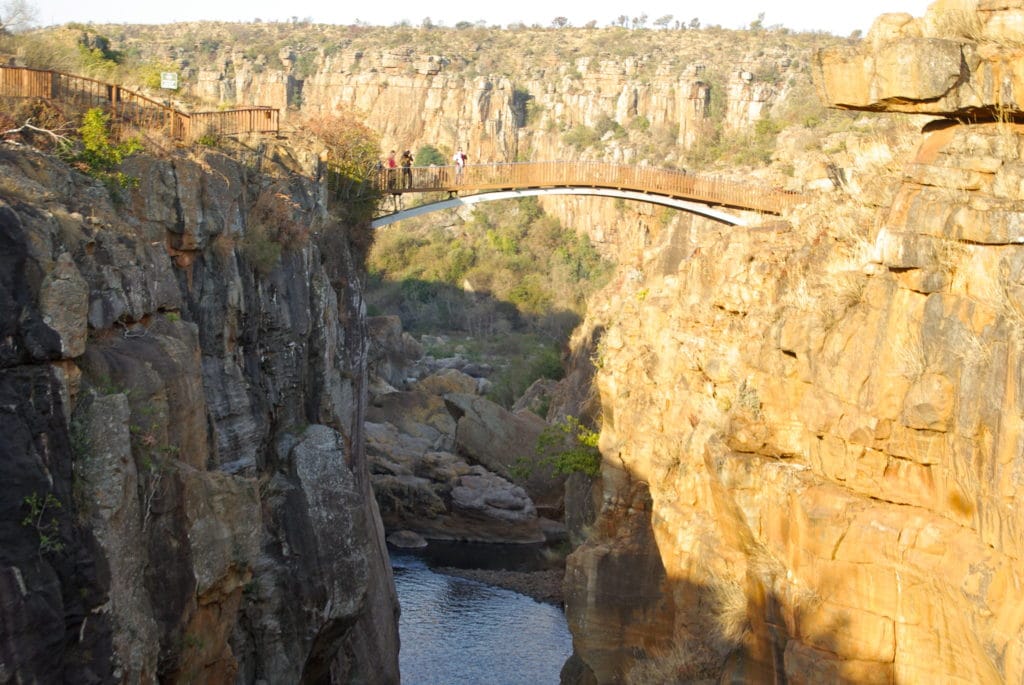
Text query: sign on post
160 72 178 90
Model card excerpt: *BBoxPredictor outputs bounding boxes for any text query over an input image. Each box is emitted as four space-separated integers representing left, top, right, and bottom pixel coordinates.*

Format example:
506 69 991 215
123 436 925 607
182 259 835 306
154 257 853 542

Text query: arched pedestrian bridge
368 161 806 228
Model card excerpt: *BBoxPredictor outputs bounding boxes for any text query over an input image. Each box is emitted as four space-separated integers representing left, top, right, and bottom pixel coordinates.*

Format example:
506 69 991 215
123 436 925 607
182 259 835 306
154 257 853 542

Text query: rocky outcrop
565 6 1024 683
814 1 1024 117
364 386 545 544
0 141 398 683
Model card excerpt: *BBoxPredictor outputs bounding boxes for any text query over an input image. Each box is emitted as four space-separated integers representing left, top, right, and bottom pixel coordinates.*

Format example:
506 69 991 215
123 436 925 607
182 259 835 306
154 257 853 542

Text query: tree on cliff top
0 0 36 34
302 109 380 181
304 109 381 225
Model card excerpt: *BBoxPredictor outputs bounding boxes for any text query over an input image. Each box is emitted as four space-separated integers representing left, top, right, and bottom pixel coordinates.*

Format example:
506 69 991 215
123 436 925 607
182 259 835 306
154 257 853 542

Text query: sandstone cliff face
72 24 831 167
814 1 1024 118
564 9 1024 683
0 142 398 683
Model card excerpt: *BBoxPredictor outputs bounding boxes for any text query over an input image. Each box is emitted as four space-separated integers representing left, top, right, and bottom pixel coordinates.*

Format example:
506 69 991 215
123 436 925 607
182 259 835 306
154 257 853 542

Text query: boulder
386 530 428 549
367 315 423 388
367 390 457 452
446 393 566 515
412 368 479 395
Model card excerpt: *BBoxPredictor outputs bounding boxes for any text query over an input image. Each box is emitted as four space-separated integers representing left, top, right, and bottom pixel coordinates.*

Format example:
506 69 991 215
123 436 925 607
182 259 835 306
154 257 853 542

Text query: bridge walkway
372 160 806 216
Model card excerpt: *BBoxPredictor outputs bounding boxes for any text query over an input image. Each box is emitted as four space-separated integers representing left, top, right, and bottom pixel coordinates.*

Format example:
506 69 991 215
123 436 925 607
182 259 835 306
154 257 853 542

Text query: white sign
160 72 178 90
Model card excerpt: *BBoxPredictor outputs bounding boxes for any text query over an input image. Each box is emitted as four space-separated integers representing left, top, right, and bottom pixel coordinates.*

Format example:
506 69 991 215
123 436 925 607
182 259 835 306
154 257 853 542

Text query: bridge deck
375 160 805 215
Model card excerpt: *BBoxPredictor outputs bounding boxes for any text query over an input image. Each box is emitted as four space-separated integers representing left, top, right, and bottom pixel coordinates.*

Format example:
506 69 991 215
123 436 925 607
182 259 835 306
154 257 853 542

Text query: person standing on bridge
453 147 467 182
386 150 398 191
400 149 413 189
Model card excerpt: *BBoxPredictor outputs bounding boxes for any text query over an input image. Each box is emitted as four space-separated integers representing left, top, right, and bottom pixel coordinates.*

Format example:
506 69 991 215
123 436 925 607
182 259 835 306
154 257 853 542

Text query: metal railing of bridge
373 160 805 215
0 66 279 142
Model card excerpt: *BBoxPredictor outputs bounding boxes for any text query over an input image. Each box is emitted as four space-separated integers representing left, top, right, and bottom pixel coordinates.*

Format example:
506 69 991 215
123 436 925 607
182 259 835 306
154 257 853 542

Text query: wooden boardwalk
375 161 806 215
0 65 279 142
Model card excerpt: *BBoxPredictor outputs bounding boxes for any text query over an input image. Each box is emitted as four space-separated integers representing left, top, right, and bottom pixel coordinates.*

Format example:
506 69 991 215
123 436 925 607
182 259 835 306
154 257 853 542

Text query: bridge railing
375 160 805 215
0 65 279 142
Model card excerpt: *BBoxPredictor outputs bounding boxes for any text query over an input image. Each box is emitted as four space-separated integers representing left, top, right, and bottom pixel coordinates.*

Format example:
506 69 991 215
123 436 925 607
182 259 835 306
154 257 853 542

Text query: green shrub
536 416 601 476
61 108 142 191
594 114 625 140
563 124 600 150
629 115 651 132
21 492 64 556
414 143 446 166
241 223 281 276
486 340 564 408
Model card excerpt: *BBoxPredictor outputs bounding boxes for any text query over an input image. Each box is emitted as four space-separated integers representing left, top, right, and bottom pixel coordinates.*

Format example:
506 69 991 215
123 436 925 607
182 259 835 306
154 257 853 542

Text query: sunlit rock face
814 1 1024 117
563 7 1024 683
0 142 399 683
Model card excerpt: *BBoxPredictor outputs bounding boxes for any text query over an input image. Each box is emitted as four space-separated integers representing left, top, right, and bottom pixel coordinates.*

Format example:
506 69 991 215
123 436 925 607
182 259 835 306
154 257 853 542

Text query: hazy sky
34 0 934 36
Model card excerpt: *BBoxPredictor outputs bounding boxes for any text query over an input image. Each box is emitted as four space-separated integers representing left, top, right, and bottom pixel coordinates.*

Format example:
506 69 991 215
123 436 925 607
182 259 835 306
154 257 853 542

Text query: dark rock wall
0 141 398 683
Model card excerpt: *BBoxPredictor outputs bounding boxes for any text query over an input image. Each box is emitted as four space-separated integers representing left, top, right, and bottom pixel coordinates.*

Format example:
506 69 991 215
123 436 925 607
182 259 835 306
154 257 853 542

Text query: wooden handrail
373 160 806 215
0 65 279 142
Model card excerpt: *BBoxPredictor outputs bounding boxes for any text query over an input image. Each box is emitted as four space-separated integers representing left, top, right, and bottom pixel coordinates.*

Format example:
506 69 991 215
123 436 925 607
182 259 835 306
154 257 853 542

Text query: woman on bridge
385 150 398 190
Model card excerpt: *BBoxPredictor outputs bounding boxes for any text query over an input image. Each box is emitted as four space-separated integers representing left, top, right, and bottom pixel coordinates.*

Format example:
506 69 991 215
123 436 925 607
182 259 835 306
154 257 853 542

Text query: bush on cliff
59 107 141 192
536 415 601 477
305 109 381 229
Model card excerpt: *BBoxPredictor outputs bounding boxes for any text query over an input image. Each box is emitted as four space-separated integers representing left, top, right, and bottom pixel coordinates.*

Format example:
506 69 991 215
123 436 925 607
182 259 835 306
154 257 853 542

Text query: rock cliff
34 24 839 173
0 139 399 682
564 5 1024 683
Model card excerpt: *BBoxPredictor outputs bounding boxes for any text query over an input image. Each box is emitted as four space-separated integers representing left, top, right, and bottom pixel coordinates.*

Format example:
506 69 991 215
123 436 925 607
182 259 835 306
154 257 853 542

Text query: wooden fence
374 160 806 215
0 65 279 142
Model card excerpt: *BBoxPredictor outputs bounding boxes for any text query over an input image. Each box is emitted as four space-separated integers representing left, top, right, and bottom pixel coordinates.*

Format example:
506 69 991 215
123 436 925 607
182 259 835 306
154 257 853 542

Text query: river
392 553 573 684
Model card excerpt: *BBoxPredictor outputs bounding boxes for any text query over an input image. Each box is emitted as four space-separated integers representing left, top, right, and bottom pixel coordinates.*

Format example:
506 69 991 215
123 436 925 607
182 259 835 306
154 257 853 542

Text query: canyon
4 1 1024 683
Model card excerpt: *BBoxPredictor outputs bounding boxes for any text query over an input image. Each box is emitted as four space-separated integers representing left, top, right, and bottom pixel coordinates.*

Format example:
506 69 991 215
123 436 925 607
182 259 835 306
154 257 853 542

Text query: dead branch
2 119 73 144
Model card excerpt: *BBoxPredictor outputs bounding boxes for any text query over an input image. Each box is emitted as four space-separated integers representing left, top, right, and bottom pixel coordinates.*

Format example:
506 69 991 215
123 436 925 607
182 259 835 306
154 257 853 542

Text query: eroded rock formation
814 0 1024 118
0 141 399 682
363 318 561 544
565 6 1024 683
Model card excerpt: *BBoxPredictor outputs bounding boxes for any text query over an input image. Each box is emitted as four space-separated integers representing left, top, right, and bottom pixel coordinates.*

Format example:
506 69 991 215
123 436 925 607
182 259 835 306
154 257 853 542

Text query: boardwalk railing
374 160 805 215
0 65 279 142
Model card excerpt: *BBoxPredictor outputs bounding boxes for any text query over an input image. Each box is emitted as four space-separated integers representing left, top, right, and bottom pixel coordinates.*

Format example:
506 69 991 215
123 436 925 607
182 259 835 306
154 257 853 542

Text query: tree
654 14 673 29
615 15 628 28
302 109 380 181
0 0 36 34
414 144 445 167
551 16 568 28
689 17 701 29
750 12 765 31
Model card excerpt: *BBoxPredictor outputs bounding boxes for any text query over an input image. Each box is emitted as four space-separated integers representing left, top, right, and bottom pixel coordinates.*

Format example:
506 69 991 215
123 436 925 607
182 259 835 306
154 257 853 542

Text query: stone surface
412 368 479 396
448 392 568 514
814 4 1024 117
0 142 399 683
364 389 547 543
560 71 1024 685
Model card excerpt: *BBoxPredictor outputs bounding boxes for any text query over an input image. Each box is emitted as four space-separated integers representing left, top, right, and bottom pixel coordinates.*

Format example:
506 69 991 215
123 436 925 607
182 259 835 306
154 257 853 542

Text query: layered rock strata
814 1 1024 118
0 141 398 682
565 6 1024 683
